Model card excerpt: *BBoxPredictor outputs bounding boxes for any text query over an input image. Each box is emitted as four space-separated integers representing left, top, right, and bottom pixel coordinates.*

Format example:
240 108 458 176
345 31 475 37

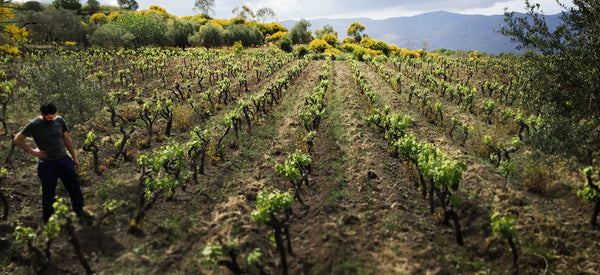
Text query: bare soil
1 56 599 275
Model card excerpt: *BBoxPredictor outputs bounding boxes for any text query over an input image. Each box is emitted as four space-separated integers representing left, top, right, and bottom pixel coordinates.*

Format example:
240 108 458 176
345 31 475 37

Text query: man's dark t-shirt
20 116 68 160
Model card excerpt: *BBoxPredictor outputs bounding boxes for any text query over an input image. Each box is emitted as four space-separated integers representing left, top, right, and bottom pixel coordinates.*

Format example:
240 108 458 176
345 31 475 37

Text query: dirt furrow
356 61 600 274
285 60 459 274
93 60 324 274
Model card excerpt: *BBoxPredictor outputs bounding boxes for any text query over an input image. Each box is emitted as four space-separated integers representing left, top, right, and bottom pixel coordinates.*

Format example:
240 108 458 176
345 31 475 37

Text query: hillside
281 11 562 54
0 48 598 274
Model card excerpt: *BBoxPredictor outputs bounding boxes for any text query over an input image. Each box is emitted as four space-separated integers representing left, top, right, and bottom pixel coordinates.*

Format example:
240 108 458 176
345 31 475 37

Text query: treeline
10 3 281 49
5 1 441 61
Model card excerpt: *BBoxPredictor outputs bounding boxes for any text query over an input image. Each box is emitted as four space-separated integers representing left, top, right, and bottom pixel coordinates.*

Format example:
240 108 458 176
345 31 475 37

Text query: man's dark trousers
37 155 84 222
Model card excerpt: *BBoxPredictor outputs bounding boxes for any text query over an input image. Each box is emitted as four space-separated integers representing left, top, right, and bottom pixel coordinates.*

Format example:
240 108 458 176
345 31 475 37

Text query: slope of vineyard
0 48 598 274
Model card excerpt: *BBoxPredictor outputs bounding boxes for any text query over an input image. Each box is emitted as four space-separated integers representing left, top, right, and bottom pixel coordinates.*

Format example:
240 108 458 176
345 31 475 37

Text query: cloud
217 0 565 20
236 0 503 19
13 0 566 20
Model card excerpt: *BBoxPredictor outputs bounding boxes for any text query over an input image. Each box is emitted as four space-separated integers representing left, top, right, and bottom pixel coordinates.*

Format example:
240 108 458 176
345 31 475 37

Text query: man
13 102 89 223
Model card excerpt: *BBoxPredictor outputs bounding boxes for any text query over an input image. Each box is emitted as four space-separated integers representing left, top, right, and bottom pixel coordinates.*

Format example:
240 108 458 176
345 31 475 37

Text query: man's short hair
40 102 57 115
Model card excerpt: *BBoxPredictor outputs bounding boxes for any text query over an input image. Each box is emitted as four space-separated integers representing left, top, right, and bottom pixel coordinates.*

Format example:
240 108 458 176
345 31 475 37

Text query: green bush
21 1 44 11
352 46 367 61
52 0 81 10
225 23 264 47
166 19 198 49
341 43 357 53
88 24 134 48
370 40 391 56
501 2 600 159
288 19 312 44
321 33 338 47
232 41 244 53
189 24 225 49
114 12 167 47
19 56 104 127
336 54 348 61
15 8 86 44
295 45 309 58
279 36 293 53
86 0 100 14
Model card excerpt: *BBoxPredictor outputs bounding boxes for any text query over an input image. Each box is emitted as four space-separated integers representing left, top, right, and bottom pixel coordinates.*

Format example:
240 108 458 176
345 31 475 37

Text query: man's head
40 102 57 122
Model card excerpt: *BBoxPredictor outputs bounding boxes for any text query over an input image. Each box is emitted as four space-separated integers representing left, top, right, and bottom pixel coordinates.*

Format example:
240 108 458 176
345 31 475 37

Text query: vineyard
0 46 599 274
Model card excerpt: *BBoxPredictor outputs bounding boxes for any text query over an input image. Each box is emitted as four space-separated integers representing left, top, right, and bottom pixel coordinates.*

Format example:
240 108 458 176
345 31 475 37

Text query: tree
166 18 197 49
288 19 312 44
21 1 43 12
86 0 99 14
189 23 224 49
256 7 276 23
52 0 81 10
315 24 337 39
279 36 292 52
500 0 600 160
194 0 214 15
113 12 167 46
14 8 83 44
225 23 264 47
117 0 137 10
20 56 104 128
232 5 255 20
346 22 365 43
88 23 134 48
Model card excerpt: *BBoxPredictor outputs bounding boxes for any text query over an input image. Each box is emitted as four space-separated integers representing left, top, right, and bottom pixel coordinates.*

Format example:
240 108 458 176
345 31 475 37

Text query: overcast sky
18 0 567 20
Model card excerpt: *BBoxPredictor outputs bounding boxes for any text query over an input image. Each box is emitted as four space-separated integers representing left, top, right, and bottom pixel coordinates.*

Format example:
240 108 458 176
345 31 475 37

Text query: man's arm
63 131 79 169
14 132 48 159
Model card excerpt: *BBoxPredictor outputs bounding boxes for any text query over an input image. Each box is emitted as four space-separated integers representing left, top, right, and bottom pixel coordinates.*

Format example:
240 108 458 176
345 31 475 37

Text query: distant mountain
280 11 562 54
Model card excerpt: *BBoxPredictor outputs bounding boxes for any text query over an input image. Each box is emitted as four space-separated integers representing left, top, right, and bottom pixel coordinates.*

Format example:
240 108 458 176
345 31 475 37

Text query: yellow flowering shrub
324 47 342 56
341 43 358 53
309 39 330 53
139 5 173 19
0 44 18 55
266 31 287 42
90 13 107 23
109 12 120 21
322 33 338 46
65 41 77 46
1 2 28 56
149 5 166 13
267 42 280 53
429 53 440 59
4 25 28 42
207 21 224 29
389 45 400 56
399 48 424 59
360 36 375 48
211 19 229 28
187 15 209 25
342 37 355 44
